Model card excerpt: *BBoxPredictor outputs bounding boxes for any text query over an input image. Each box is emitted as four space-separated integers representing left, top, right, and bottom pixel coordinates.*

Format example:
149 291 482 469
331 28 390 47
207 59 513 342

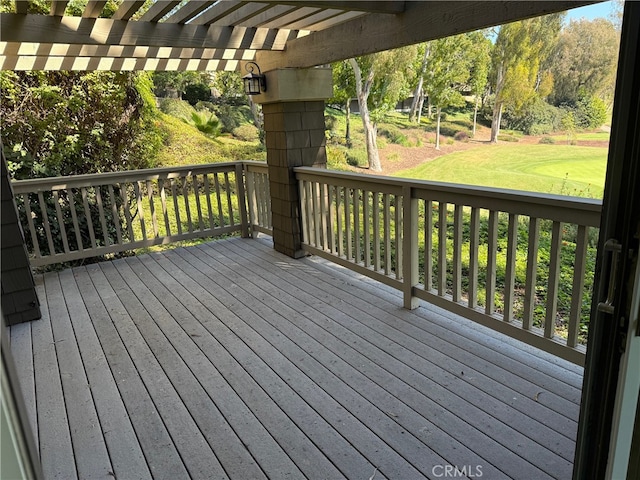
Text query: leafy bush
214 104 254 133
575 94 608 129
539 136 556 144
232 124 260 142
346 150 368 167
1 71 162 179
186 111 221 138
183 83 211 106
379 126 410 146
159 98 196 120
453 131 469 142
503 97 562 135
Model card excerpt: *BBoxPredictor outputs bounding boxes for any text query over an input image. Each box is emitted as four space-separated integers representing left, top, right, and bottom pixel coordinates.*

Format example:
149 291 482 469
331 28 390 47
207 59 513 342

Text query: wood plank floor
8 236 584 480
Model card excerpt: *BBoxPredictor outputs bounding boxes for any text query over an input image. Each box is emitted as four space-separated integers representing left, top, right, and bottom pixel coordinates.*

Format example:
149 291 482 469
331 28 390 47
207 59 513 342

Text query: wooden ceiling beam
112 0 146 20
83 1 107 18
138 0 181 22
0 55 242 71
0 13 291 50
256 0 602 70
14 1 28 14
50 1 69 17
0 42 256 60
189 0 245 25
164 0 211 24
267 1 406 14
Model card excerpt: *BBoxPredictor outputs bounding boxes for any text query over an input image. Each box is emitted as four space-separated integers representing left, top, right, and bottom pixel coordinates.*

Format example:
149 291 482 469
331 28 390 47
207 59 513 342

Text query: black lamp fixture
242 61 267 95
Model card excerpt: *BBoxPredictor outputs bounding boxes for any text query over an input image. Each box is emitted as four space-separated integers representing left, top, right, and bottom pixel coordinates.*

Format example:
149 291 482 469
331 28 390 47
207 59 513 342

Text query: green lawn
394 144 607 198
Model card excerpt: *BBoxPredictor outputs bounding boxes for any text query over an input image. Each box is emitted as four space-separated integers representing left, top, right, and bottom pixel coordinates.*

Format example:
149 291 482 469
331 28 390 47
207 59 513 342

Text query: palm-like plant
185 110 221 138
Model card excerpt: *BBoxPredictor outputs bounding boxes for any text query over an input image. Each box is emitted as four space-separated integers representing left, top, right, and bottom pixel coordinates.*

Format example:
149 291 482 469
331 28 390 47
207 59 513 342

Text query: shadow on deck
8 236 583 480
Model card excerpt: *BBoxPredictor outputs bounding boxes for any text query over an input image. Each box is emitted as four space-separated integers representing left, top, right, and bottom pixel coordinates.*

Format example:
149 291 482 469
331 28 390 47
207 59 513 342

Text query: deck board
9 236 584 480
217 239 577 468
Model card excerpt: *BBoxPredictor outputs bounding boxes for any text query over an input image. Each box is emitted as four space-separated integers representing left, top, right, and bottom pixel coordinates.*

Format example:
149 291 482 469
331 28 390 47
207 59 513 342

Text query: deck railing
11 162 272 267
13 161 601 364
244 161 272 235
296 167 602 365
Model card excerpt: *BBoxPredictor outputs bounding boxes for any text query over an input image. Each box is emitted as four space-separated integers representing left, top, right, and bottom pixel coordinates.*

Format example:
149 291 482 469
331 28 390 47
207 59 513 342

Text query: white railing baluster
37 191 56 255
363 190 371 267
395 194 402 279
346 188 353 261
146 180 159 238
452 205 463 302
568 225 588 347
468 206 480 308
383 193 391 275
424 200 433 292
438 202 447 296
108 185 122 245
503 213 518 322
523 217 540 330
95 187 110 246
134 182 147 241
354 188 361 263
373 192 380 272
545 221 563 339
485 210 498 315
22 195 41 258
52 190 70 254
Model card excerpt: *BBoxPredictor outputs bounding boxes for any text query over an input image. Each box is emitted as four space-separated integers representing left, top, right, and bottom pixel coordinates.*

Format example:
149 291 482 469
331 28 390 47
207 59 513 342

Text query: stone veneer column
253 67 332 258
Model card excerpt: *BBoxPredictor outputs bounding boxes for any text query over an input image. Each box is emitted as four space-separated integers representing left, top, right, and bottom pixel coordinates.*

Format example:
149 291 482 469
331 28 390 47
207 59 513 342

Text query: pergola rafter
0 0 599 71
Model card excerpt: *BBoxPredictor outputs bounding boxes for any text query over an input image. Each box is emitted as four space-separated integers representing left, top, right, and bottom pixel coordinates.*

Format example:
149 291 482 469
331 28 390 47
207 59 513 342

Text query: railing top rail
294 166 602 226
11 161 248 193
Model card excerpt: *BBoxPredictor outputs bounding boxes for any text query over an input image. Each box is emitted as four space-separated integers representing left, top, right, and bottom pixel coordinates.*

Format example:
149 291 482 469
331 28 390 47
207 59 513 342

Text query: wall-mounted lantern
242 61 266 95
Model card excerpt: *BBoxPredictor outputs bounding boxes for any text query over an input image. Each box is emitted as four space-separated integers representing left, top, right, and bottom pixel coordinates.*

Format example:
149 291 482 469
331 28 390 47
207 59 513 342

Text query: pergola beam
138 0 181 22
50 1 69 17
112 1 146 21
0 42 257 61
83 1 107 18
0 13 296 50
270 1 406 14
0 55 243 71
256 0 602 70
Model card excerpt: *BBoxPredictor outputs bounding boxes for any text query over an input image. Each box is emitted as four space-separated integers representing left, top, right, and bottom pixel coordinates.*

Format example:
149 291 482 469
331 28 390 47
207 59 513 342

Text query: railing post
402 186 419 310
235 163 250 238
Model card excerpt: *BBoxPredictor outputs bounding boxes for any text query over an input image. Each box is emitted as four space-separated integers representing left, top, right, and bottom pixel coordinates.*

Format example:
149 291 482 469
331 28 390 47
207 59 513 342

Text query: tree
348 46 418 171
423 34 473 149
490 13 564 143
549 18 620 109
467 31 492 137
0 71 163 179
329 60 357 146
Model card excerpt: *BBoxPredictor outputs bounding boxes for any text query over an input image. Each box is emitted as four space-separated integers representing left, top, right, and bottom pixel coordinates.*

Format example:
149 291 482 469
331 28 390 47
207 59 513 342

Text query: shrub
232 124 260 142
346 150 368 167
502 97 562 135
539 136 556 144
183 83 211 106
453 131 469 142
159 98 195 120
379 126 410 146
575 94 608 129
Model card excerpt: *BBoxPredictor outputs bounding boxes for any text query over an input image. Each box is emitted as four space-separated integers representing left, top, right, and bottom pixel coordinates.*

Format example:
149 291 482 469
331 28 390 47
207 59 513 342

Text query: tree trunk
472 96 479 137
345 98 352 148
348 58 382 171
435 106 442 150
417 93 425 123
490 101 503 143
490 61 506 143
409 81 423 122
409 45 430 122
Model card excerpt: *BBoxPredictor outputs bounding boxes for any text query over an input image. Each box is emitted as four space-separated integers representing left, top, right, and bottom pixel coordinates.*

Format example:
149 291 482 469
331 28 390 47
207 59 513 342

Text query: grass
394 144 607 198
551 131 610 142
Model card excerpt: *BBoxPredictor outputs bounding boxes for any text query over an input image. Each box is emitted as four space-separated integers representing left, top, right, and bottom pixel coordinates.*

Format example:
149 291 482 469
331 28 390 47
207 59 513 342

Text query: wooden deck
8 236 584 480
